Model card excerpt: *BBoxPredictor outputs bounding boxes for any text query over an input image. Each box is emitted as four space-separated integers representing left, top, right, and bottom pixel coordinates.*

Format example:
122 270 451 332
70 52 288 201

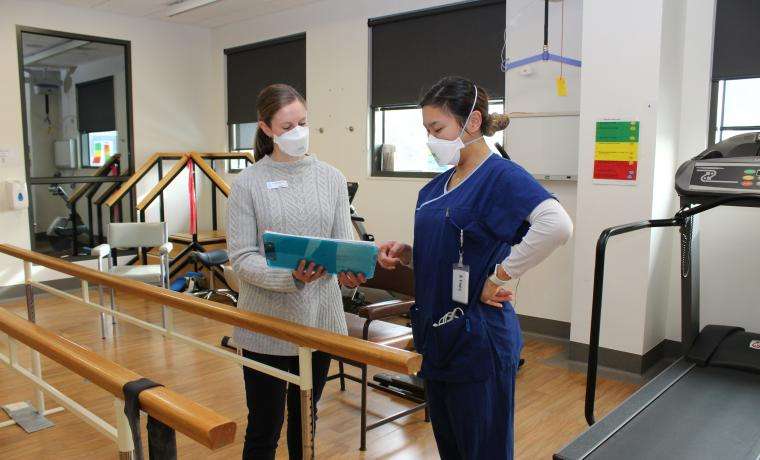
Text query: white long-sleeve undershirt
501 198 573 279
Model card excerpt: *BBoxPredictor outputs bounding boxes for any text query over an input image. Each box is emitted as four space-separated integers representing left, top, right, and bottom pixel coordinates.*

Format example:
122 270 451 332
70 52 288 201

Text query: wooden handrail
197 152 255 162
135 155 190 211
104 152 159 207
104 151 253 208
0 244 422 375
103 153 187 208
0 307 236 449
67 154 121 205
189 153 231 196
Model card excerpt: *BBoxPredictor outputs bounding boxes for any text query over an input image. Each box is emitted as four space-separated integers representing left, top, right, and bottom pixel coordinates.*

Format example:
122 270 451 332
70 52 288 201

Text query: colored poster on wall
593 121 639 184
87 130 118 167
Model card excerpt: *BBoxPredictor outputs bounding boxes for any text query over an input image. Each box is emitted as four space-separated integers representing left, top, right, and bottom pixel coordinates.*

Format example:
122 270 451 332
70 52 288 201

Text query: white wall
211 0 578 324
570 0 671 355
505 0 582 178
0 0 217 285
504 0 581 323
643 0 685 352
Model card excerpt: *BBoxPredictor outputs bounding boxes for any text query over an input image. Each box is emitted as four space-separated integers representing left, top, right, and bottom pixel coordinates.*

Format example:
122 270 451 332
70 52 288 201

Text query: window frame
369 99 505 178
227 123 254 173
708 77 760 146
370 103 439 179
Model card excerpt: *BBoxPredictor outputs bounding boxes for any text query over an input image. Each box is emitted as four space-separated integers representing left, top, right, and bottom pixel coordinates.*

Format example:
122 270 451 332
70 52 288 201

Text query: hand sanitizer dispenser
6 181 28 210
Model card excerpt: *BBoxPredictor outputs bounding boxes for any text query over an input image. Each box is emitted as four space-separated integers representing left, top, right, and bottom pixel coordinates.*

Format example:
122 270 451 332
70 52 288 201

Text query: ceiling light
167 0 221 17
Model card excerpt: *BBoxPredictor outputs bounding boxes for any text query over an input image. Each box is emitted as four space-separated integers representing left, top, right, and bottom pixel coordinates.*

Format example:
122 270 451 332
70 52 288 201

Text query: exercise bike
45 183 91 255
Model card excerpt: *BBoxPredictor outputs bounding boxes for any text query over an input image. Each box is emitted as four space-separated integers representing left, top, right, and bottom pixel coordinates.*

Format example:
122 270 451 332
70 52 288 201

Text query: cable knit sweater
227 154 352 356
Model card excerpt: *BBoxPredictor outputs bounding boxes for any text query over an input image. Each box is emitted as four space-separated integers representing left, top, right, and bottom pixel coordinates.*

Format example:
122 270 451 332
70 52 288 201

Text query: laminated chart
593 121 640 182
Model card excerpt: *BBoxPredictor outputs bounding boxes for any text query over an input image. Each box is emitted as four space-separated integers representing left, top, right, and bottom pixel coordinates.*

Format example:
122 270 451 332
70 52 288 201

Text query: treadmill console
675 132 760 200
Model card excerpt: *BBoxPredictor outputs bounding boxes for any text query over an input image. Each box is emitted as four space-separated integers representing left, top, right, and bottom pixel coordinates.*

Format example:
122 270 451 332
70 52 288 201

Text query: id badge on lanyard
449 209 469 305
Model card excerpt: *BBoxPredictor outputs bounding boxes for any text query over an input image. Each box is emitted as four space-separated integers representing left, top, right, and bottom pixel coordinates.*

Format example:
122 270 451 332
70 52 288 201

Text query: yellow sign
594 142 638 162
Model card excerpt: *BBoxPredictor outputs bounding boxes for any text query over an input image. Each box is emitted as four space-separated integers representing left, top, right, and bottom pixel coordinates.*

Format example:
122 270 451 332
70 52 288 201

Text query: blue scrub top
411 154 553 382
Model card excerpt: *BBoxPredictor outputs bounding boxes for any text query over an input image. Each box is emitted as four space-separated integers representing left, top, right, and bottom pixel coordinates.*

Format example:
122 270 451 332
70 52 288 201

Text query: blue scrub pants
426 360 518 460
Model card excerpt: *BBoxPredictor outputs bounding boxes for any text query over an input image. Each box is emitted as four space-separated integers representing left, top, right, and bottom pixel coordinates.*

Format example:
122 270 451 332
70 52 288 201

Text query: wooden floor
0 289 637 459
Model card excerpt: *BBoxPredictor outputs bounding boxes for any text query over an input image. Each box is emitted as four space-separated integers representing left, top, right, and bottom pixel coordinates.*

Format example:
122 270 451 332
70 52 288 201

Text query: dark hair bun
484 113 510 136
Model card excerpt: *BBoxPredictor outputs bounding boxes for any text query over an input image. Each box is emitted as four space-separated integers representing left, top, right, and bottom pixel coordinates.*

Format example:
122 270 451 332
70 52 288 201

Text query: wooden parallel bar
0 307 236 449
0 244 422 375
189 153 231 196
135 155 190 211
67 154 122 205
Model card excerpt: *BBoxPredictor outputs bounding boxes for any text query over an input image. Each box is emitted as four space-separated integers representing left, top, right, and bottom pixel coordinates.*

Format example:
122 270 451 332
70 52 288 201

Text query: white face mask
426 85 482 166
274 125 309 157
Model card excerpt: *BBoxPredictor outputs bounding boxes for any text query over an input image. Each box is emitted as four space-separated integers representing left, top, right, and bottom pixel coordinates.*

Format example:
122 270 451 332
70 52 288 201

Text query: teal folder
262 232 378 279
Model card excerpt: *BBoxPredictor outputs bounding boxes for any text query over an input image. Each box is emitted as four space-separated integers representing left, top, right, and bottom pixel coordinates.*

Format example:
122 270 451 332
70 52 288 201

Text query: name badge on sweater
267 180 288 190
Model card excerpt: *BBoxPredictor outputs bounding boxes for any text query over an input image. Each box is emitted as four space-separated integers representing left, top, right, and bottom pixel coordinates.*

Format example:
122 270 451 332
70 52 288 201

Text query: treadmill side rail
555 359 694 460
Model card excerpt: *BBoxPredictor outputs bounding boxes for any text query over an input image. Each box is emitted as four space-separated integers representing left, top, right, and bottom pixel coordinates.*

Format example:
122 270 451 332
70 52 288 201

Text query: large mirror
19 29 135 258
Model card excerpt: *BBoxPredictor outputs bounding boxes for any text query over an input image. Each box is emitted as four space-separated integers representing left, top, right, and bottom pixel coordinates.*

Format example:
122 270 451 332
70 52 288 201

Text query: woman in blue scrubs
378 76 573 459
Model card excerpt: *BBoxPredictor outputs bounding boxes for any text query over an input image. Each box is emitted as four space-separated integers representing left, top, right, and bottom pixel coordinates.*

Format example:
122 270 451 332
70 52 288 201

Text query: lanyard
446 208 465 266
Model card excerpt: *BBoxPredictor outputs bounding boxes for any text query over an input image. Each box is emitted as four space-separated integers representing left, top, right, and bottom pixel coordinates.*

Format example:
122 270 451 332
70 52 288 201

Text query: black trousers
241 350 332 460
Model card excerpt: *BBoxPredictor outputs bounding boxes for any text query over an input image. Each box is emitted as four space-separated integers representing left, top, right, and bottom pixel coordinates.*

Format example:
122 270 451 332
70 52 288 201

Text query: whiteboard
503 0 582 180
505 114 579 179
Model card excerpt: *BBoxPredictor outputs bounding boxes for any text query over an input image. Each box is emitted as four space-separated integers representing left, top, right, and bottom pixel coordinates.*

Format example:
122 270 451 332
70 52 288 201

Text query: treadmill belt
587 366 760 459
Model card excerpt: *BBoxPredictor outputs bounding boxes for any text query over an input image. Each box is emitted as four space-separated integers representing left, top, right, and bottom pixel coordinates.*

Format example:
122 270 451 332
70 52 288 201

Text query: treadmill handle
585 217 681 426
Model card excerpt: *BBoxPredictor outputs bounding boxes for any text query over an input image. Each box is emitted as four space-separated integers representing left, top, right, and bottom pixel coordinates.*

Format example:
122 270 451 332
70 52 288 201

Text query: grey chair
92 222 173 338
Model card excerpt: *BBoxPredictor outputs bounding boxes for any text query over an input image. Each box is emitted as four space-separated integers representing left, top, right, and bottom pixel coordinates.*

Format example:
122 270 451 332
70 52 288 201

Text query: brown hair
419 76 509 137
253 84 306 161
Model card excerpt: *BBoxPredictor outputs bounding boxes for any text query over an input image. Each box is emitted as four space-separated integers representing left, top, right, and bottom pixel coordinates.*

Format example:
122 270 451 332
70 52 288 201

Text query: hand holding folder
263 232 379 279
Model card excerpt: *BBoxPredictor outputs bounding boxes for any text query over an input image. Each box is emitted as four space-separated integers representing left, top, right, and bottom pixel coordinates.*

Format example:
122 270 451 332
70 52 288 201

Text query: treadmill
556 132 760 460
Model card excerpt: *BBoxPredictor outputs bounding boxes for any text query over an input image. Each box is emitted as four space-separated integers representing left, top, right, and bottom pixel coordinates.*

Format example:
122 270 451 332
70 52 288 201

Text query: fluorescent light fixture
167 0 221 17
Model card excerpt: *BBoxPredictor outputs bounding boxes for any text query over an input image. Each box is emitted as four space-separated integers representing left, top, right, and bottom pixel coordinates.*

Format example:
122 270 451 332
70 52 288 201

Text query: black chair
189 250 237 303
329 264 428 451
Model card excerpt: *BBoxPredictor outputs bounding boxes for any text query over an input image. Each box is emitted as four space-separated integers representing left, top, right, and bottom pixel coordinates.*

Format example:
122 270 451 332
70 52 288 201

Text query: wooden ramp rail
0 244 421 375
66 154 122 205
104 152 186 208
104 151 254 209
0 307 236 453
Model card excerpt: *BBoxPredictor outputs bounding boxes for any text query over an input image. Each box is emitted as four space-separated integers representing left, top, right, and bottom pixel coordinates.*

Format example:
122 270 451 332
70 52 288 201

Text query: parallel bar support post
95 258 113 339
163 307 174 337
31 348 45 414
298 347 315 460
24 261 45 413
24 261 35 323
8 337 18 367
114 398 134 460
